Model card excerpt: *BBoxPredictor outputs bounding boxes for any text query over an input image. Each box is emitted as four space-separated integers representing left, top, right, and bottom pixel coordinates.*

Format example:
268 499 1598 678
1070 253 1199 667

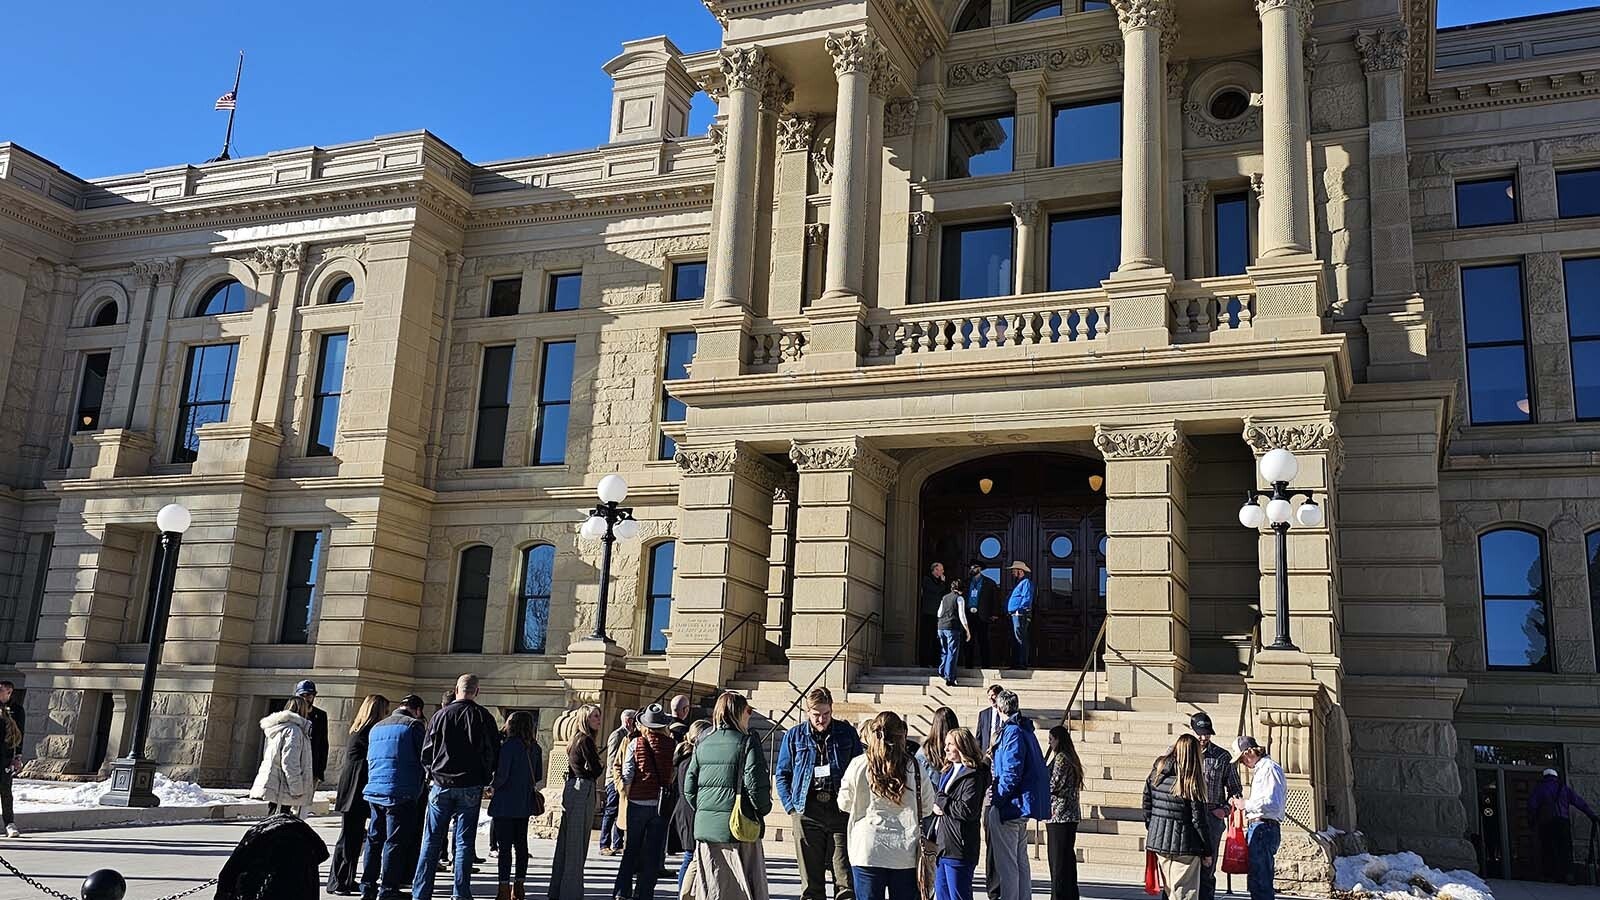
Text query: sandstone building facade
2 0 1599 882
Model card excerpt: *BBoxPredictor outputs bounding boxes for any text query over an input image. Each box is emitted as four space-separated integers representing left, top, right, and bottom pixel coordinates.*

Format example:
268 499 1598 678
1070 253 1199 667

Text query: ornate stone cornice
826 30 883 79
697 70 728 102
887 0 939 62
884 98 919 137
467 184 714 230
701 0 729 26
776 114 816 152
805 222 828 246
250 242 305 274
720 46 770 92
1255 0 1314 37
1093 424 1188 462
948 41 1121 87
1009 200 1040 226
130 257 179 286
1404 0 1432 101
674 444 785 492
788 438 898 489
1182 180 1210 206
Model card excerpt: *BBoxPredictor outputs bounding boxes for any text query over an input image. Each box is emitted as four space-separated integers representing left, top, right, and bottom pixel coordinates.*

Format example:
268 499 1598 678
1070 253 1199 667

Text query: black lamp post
580 474 640 641
1237 449 1323 652
100 502 190 808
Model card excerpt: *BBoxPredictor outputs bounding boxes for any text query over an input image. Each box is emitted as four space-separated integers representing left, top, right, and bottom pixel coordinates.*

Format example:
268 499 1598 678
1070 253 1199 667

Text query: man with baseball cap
295 679 330 786
1229 736 1285 900
1190 713 1242 900
1529 766 1598 883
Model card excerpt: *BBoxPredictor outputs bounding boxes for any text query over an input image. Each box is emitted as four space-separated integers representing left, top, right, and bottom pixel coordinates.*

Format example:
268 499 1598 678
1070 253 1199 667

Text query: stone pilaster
771 115 816 318
1093 422 1194 699
1007 69 1048 171
668 443 783 685
541 640 649 835
1165 61 1188 281
1182 181 1210 280
1255 0 1315 258
787 438 897 691
1111 0 1175 275
1011 201 1040 296
123 258 180 435
907 213 931 306
766 479 798 657
246 242 305 428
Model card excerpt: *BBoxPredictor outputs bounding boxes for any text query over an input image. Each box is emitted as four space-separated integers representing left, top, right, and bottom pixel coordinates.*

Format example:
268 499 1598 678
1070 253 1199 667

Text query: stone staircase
725 664 1249 884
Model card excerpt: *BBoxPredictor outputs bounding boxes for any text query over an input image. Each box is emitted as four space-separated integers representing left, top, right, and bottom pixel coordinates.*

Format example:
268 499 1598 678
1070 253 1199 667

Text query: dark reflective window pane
1573 341 1600 420
1052 99 1121 167
75 353 110 432
534 341 576 465
1081 0 1110 9
954 0 990 30
1480 529 1550 671
948 114 1014 179
517 545 555 654
549 273 582 312
473 346 514 468
326 277 356 305
1484 599 1550 669
488 278 522 317
1480 530 1543 597
196 280 247 316
1589 532 1600 674
279 531 322 645
645 542 676 655
940 221 1013 301
1050 566 1073 594
1462 263 1532 425
1456 177 1517 228
1013 0 1062 19
1048 209 1120 291
173 343 239 463
451 546 492 654
1462 265 1525 343
1566 258 1600 337
308 333 347 457
1466 346 1532 424
1214 192 1251 276
672 262 707 302
660 332 697 460
1557 168 1600 219
91 302 118 327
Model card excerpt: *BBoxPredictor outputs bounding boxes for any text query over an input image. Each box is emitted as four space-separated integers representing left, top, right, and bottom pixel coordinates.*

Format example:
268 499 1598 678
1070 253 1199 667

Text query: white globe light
1296 501 1324 527
1238 502 1266 529
156 503 192 535
597 474 629 505
1259 448 1299 484
614 518 641 541
1265 498 1293 525
580 516 607 540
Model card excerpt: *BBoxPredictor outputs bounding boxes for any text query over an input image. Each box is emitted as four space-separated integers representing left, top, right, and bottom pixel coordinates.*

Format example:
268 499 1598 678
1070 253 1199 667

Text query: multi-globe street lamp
579 474 640 642
100 502 191 808
1237 448 1323 653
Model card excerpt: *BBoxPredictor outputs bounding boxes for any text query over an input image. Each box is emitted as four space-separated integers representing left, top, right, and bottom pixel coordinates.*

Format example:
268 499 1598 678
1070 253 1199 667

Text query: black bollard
80 868 126 900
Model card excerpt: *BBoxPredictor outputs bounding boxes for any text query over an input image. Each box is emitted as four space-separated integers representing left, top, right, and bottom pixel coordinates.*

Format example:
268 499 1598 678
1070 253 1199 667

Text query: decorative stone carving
1255 0 1314 37
1183 181 1211 206
887 0 938 62
700 0 729 26
776 115 816 152
826 30 882 78
1093 424 1181 459
806 223 829 246
1112 0 1172 32
1167 60 1190 100
884 98 918 137
314 242 369 263
789 438 898 490
719 46 770 92
761 69 794 113
948 41 1121 86
696 70 727 103
1250 172 1265 197
811 137 835 187
909 212 931 237
1184 101 1262 144
869 54 903 98
250 242 305 274
1009 200 1040 226
708 124 727 161
130 258 179 285
1242 417 1336 453
1354 27 1409 74
674 445 785 492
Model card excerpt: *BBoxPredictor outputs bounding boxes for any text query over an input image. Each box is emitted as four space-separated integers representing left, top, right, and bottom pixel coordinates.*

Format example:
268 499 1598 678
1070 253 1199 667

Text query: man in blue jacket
777 687 865 900
1005 562 1034 670
362 694 425 900
987 689 1049 900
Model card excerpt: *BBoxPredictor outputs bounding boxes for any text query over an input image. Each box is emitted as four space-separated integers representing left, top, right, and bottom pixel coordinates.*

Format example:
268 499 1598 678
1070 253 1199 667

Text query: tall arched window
195 279 248 316
90 300 118 327
1479 528 1551 671
644 541 676 655
451 546 492 654
954 0 991 32
516 545 555 654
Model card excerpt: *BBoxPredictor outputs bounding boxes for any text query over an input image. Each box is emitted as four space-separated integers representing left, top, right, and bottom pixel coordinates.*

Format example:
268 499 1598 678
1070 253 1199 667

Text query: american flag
215 91 236 111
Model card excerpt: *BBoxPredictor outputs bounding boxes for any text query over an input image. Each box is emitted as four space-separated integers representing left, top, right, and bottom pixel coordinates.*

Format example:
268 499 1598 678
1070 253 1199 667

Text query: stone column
1093 422 1194 698
244 243 304 428
1111 0 1174 274
766 479 798 657
805 224 829 308
907 213 932 306
1165 61 1189 278
820 29 880 306
787 438 898 691
124 259 180 436
1256 0 1315 258
710 47 769 310
667 443 784 685
1011 201 1040 295
1183 181 1210 280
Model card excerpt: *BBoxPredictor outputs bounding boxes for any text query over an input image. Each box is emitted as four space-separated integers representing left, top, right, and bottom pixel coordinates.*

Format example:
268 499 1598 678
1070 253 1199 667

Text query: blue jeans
1246 820 1281 900
854 865 919 900
935 857 975 900
614 801 668 900
362 799 416 900
600 784 623 850
678 845 694 888
939 629 962 683
1011 614 1030 669
412 785 482 900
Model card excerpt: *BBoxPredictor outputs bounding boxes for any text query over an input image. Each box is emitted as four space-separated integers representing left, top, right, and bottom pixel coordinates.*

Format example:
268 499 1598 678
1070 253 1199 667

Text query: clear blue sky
0 0 1593 179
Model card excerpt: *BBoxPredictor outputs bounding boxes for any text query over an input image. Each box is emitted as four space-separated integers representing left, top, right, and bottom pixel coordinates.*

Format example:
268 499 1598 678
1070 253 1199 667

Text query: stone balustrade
1169 275 1258 341
748 322 809 371
863 289 1112 363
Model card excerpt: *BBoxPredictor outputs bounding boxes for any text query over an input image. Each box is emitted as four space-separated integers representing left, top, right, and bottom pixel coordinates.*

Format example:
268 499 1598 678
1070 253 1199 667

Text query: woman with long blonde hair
549 704 604 900
328 694 389 893
931 728 988 900
838 711 937 900
1141 734 1212 900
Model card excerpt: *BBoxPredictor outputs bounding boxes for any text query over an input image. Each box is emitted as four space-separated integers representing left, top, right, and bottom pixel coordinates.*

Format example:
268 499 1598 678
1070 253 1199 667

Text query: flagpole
212 51 244 162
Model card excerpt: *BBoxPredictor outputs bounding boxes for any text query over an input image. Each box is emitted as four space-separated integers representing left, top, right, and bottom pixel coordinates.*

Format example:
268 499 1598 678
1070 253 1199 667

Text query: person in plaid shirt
1191 713 1242 900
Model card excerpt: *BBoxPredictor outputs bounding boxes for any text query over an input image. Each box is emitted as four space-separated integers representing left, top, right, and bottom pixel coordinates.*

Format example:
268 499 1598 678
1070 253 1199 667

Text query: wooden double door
920 453 1107 670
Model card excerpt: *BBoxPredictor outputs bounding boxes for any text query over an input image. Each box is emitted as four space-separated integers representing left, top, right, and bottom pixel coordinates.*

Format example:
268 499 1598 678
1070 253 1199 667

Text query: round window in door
1049 534 1074 594
979 535 1003 588
1097 535 1109 598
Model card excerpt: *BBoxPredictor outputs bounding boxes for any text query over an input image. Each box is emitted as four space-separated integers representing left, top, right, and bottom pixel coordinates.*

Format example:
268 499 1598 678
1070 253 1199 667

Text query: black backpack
216 813 330 900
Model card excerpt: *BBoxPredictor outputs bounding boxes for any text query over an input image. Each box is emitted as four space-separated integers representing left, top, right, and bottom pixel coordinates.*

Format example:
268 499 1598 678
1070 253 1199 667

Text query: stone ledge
15 796 331 834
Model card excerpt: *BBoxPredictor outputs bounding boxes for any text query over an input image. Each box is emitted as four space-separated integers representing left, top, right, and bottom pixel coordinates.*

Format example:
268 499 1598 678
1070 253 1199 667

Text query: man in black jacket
295 679 329 785
412 673 501 900
964 563 999 669
921 561 947 668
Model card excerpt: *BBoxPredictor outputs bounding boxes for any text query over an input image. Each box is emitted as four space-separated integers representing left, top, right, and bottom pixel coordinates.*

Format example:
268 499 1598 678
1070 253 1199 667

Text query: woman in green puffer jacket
683 692 774 900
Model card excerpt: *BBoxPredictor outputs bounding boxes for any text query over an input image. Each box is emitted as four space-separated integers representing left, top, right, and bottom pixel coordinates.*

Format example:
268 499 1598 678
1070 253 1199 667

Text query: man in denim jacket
776 687 865 900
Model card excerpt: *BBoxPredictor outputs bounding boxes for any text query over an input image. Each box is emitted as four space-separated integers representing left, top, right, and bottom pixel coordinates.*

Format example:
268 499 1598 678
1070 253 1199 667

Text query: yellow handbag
728 734 760 843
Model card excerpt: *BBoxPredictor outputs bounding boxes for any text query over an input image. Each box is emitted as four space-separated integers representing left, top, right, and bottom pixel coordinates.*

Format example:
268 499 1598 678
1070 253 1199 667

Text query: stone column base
1275 828 1337 898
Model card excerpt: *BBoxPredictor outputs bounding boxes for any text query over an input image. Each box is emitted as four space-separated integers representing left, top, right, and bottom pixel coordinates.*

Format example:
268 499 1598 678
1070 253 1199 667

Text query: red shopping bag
1221 810 1251 876
1144 849 1161 895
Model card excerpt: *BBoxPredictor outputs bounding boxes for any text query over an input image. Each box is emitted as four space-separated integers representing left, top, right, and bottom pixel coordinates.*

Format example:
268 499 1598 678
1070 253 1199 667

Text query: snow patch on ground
12 774 247 812
1335 851 1495 900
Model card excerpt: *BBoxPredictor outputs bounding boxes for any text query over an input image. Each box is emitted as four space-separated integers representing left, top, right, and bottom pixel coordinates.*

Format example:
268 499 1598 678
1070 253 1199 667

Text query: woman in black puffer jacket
1141 734 1212 900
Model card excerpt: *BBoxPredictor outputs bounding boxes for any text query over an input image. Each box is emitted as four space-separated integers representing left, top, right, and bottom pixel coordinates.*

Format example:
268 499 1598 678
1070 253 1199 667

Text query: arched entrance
919 452 1107 670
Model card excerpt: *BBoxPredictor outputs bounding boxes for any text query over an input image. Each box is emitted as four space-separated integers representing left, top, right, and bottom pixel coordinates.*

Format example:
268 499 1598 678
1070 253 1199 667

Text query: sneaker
5 825 19 838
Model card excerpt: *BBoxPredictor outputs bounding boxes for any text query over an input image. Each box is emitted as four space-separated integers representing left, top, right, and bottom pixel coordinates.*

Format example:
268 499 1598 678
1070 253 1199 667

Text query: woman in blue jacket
488 711 543 900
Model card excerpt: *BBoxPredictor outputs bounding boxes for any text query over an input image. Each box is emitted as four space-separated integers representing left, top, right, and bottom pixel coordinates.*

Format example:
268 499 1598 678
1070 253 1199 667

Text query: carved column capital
909 212 931 237
1093 423 1196 479
250 242 306 274
789 438 898 490
826 29 883 79
761 69 794 113
1354 27 1409 73
1183 180 1211 207
1242 416 1342 481
1010 200 1041 226
884 98 919 137
674 443 786 492
805 223 829 246
708 123 728 160
1112 0 1175 34
1166 59 1190 99
776 114 817 152
869 54 903 98
719 46 770 92
1255 0 1314 37
1250 172 1266 197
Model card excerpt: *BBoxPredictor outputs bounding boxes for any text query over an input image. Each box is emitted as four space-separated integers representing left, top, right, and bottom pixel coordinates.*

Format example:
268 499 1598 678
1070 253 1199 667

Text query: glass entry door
1474 741 1563 880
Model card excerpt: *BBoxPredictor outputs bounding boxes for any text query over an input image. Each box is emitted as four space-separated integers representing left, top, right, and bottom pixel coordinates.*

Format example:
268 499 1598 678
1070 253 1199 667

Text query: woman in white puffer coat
249 695 316 816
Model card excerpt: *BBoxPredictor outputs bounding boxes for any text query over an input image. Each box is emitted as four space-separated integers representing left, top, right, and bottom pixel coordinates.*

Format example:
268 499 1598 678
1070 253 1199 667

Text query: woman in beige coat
249 695 316 816
838 711 937 900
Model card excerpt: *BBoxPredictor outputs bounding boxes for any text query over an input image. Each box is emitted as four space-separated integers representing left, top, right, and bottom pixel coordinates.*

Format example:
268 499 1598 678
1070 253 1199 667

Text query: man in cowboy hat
615 704 677 900
1005 561 1034 669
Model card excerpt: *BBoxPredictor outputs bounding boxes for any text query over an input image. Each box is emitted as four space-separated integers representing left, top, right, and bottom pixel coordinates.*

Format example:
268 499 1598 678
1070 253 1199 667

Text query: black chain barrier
0 852 219 900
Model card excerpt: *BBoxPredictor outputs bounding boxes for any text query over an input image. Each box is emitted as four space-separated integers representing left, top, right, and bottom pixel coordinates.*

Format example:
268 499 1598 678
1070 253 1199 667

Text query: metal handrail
757 612 879 755
648 610 762 709
1062 616 1110 741
1237 619 1262 739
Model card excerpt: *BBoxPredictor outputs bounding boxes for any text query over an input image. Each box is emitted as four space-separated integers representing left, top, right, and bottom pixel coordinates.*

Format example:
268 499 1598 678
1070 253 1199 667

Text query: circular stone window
1209 88 1251 122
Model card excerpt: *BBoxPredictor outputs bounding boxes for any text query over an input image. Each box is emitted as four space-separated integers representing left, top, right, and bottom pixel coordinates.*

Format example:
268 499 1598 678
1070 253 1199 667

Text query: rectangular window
139 536 174 643
75 352 111 433
452 546 492 654
659 332 697 460
1214 192 1251 277
1051 99 1121 167
22 534 51 643
1462 264 1532 424
1565 258 1600 420
671 261 707 302
533 341 576 465
1456 176 1517 228
307 332 347 456
644 541 676 655
487 278 522 317
172 343 239 463
939 221 1014 301
279 531 322 645
1047 209 1121 291
548 273 582 312
948 113 1015 179
472 346 515 468
516 545 555 654
1557 168 1600 219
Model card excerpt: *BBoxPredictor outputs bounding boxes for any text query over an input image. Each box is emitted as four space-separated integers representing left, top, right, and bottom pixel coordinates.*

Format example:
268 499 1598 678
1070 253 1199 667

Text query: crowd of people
921 562 1037 684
